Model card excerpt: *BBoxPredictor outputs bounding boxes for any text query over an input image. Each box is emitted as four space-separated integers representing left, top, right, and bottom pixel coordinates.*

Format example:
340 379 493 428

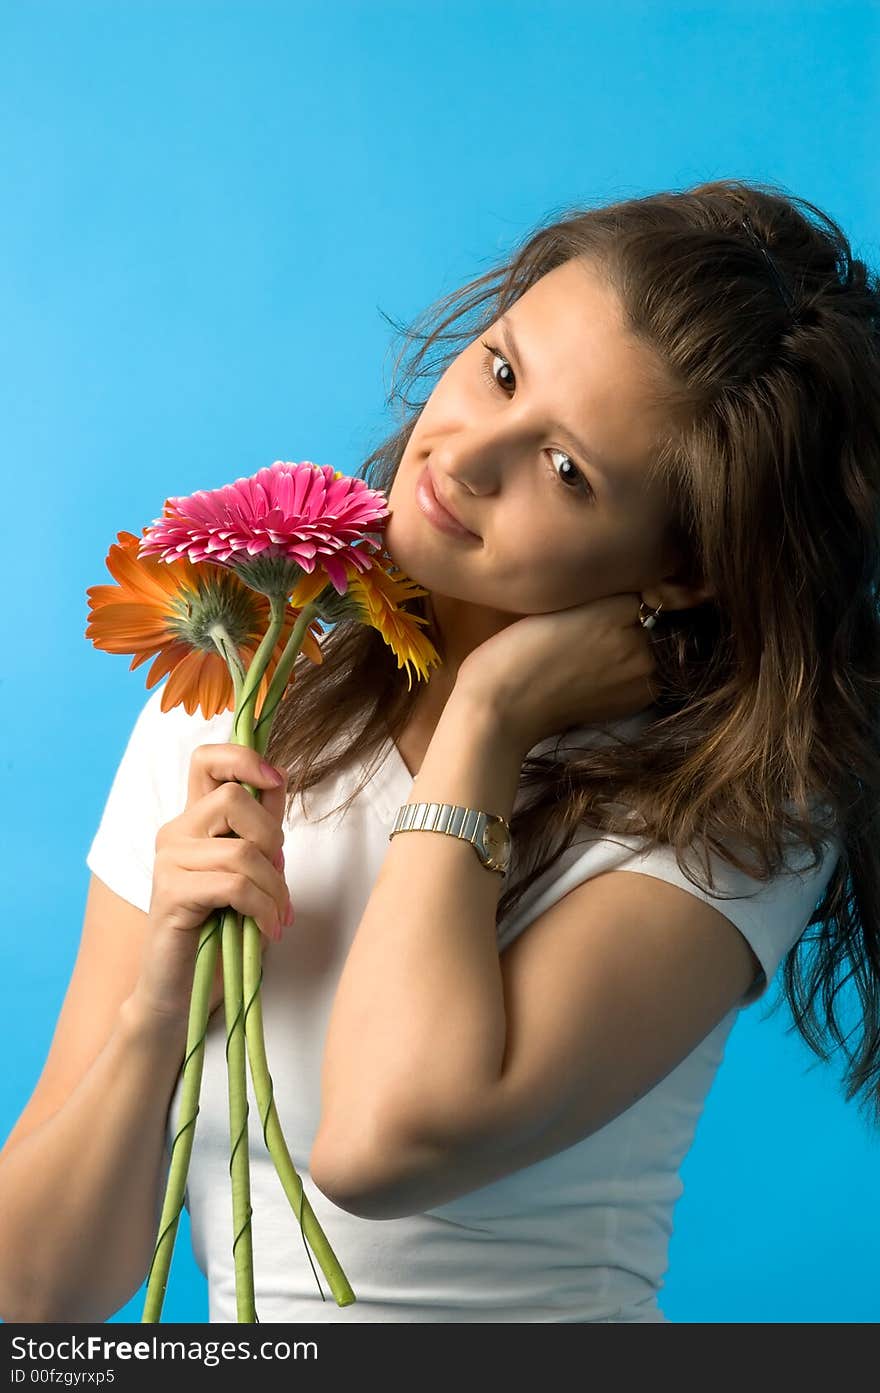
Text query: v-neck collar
357 705 658 824
357 734 415 822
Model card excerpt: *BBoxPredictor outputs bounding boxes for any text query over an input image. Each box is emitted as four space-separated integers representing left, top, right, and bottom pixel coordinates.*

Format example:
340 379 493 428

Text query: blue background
2 0 878 1324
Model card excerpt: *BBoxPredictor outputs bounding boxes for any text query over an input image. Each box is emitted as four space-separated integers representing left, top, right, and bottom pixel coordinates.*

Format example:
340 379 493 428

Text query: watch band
389 801 511 875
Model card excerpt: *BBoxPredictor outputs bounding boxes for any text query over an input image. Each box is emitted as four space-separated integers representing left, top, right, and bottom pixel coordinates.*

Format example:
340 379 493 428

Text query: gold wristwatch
389 801 512 875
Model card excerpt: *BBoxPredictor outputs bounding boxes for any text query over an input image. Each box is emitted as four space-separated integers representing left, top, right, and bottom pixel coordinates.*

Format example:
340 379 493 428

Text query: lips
425 466 479 538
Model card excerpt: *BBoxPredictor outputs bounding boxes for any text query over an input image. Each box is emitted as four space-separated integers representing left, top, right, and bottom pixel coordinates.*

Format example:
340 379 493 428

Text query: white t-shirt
86 684 841 1323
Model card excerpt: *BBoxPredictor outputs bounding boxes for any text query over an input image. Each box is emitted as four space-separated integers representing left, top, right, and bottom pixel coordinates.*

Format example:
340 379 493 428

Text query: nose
433 402 542 493
429 423 509 496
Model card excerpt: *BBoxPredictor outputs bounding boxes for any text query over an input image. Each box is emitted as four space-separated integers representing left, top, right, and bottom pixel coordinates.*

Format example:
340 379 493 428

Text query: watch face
482 820 511 870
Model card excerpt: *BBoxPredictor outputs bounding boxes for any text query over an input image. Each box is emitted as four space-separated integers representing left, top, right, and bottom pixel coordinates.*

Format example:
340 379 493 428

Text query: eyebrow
496 314 622 489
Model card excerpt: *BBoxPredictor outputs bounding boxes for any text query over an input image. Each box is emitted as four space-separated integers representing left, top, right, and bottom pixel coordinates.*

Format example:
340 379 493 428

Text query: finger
184 743 289 848
185 778 285 857
187 743 288 809
247 774 288 835
257 775 289 830
177 769 290 928
594 591 644 622
173 846 290 941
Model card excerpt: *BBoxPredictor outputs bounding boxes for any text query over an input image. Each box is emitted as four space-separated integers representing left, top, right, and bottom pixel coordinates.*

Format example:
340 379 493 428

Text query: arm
311 687 519 1189
0 993 188 1323
310 689 760 1220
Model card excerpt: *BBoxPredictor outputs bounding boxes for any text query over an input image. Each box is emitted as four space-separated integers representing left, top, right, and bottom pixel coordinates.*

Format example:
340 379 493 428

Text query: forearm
0 997 188 1323
316 686 523 1154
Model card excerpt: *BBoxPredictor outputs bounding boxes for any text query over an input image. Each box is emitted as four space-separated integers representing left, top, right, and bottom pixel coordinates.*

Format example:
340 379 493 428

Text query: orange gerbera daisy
86 530 325 718
296 549 442 691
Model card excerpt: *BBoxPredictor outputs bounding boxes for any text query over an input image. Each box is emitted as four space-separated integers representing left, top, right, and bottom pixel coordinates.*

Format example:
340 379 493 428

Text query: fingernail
260 759 285 786
272 848 284 871
284 896 295 928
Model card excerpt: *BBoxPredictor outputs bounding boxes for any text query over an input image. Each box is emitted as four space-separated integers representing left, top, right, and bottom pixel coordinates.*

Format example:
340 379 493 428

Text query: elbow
310 1118 445 1221
310 1171 398 1221
309 1128 399 1220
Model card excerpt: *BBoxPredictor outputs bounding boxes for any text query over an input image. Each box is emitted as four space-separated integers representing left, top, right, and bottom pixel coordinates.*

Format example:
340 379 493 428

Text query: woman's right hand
130 743 294 1027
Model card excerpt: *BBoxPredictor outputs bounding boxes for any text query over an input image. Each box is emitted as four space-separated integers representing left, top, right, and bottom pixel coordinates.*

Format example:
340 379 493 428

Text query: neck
426 591 519 679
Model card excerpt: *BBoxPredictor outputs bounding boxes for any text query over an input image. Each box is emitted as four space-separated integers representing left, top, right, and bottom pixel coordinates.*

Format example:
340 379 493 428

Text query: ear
646 532 716 615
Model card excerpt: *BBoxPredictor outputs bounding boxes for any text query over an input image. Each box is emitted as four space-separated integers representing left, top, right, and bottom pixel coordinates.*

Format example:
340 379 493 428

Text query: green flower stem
253 597 325 745
225 592 357 1309
142 588 355 1324
142 628 250 1324
245 595 356 1307
241 916 356 1307
211 619 271 1324
222 902 258 1322
141 912 223 1323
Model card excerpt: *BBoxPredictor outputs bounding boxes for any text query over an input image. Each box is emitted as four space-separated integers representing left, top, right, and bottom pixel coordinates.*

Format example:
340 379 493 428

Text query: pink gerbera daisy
138 460 390 600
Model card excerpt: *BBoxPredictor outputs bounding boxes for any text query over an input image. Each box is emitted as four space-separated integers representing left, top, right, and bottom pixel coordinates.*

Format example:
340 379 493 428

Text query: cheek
505 529 624 609
487 534 583 609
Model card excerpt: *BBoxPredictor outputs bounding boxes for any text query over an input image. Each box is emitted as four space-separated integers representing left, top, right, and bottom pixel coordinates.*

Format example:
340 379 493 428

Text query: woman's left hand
454 592 659 755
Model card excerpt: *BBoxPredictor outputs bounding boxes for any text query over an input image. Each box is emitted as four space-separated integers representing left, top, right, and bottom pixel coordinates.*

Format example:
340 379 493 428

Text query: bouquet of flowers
85 459 441 1322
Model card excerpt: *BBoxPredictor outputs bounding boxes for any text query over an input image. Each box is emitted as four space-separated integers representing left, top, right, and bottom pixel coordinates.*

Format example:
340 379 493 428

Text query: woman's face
384 257 684 621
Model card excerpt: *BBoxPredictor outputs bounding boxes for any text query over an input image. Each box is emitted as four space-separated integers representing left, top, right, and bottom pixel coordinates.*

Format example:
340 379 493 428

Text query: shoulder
102 684 237 815
493 862 762 1139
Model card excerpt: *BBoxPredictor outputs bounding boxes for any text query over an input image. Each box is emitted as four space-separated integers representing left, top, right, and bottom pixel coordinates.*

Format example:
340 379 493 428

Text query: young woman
1 177 876 1324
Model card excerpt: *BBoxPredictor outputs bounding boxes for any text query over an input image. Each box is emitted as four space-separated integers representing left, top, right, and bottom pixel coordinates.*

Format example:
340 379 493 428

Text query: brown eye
479 340 515 394
547 448 590 494
479 341 594 501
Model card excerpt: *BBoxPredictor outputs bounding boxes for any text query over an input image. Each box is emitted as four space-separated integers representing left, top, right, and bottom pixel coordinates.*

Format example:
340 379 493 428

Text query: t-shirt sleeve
607 825 842 1008
497 814 842 1011
85 684 235 914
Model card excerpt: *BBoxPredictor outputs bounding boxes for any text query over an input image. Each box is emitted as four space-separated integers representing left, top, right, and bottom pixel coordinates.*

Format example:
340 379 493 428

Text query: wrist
402 683 524 823
120 989 190 1056
448 675 532 763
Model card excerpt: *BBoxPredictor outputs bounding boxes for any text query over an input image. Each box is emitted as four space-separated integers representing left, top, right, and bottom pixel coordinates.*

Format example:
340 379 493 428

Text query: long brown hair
265 177 880 1127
